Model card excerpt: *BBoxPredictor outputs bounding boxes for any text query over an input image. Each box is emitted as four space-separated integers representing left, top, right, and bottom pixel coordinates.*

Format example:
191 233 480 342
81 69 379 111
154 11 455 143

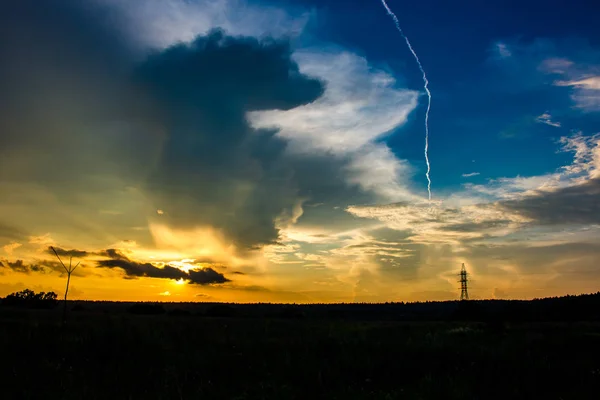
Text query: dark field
2 300 600 399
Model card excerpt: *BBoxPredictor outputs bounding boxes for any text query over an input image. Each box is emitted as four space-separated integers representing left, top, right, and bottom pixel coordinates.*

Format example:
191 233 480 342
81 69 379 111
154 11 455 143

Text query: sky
1 0 600 303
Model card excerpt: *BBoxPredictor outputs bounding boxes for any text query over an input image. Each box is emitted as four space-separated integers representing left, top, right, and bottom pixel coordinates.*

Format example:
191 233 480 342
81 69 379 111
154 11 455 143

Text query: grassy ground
2 309 600 399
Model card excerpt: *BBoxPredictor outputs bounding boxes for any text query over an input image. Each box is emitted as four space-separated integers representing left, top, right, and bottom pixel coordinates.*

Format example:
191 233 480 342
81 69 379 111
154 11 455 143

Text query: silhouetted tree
3 289 58 309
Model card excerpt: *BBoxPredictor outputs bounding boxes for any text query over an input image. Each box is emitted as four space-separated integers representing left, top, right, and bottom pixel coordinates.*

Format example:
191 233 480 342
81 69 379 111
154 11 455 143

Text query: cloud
96 247 230 285
556 76 600 90
99 249 130 261
249 50 419 201
459 133 600 233
555 76 600 111
0 223 27 242
347 201 529 245
346 132 600 251
135 29 326 249
494 42 512 59
459 240 600 298
0 0 427 271
1 260 37 274
46 247 90 259
251 50 418 154
535 112 561 127
487 38 600 110
462 172 480 178
464 134 600 202
97 258 187 280
511 39 600 112
134 30 421 252
0 0 163 249
223 284 271 292
0 260 55 275
539 57 574 74
0 0 142 175
188 268 230 285
3 242 22 255
104 0 311 50
500 178 600 225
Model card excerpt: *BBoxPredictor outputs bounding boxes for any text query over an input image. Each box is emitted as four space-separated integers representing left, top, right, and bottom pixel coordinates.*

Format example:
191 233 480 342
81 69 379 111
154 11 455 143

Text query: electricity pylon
459 263 469 300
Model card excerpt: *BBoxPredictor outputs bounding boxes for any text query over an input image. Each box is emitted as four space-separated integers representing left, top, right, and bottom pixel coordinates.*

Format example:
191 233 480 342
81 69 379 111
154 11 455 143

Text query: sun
174 279 186 285
168 259 197 273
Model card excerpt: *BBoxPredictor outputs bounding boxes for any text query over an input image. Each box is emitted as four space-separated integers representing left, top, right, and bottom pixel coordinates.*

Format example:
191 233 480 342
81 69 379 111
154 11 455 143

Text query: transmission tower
459 263 469 300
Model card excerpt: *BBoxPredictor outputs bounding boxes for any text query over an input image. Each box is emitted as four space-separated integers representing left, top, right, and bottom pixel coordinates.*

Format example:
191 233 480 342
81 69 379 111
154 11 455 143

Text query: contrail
379 0 432 200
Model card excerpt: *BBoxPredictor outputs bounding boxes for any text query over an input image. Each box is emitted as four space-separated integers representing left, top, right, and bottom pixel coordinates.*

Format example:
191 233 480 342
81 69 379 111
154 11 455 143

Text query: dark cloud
97 250 230 285
1 258 89 276
439 220 512 232
1 260 34 274
188 268 230 285
0 0 162 247
0 222 27 242
135 29 325 249
0 2 375 253
98 259 189 281
47 247 89 259
1 260 48 274
501 178 600 225
98 249 130 261
0 0 146 185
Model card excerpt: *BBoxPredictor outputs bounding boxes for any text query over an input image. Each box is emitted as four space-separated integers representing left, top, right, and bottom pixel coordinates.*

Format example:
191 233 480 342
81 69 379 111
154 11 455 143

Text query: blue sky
1 0 600 302
225 0 600 198
278 0 600 195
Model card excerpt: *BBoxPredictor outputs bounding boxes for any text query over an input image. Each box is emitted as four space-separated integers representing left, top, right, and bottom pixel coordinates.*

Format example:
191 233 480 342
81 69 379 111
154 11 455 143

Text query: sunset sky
1 0 599 303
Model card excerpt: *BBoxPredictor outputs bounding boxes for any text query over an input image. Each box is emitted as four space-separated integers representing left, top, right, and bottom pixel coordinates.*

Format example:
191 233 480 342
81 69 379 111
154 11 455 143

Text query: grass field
2 305 600 399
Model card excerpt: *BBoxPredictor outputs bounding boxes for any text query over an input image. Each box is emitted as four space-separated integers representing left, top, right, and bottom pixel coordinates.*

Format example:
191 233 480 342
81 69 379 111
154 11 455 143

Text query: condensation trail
379 0 432 200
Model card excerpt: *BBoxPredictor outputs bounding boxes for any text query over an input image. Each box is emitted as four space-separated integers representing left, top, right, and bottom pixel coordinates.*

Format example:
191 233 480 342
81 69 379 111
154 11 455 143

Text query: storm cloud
136 29 325 248
0 0 415 257
0 0 161 247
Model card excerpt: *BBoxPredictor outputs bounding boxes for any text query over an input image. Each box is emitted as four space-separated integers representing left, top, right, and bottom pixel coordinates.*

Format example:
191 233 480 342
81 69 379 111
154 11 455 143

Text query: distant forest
3 289 600 322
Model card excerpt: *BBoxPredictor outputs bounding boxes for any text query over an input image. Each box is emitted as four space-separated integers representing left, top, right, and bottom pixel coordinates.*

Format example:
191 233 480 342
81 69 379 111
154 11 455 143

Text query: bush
2 289 59 309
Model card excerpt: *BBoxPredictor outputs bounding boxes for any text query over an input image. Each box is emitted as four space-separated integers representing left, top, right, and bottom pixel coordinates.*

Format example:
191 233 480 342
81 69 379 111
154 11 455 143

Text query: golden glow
149 223 266 269
167 260 198 273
